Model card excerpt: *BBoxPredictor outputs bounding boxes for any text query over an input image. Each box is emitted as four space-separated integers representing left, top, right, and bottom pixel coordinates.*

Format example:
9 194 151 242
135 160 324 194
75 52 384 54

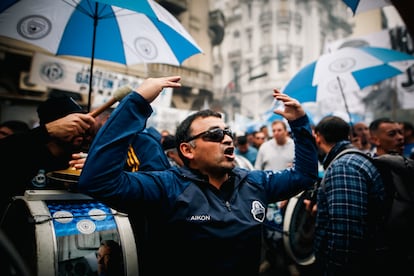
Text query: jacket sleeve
262 115 318 202
77 92 163 206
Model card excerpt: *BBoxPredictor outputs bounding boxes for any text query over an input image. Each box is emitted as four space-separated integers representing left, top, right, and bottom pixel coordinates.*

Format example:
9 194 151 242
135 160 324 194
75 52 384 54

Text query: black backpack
331 149 414 254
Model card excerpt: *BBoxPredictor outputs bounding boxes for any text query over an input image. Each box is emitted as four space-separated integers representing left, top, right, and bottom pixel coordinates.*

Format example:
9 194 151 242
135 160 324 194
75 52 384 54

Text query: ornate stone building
210 0 353 122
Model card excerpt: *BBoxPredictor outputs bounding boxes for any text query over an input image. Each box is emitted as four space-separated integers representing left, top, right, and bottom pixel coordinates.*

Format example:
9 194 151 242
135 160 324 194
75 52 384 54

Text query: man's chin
224 162 236 171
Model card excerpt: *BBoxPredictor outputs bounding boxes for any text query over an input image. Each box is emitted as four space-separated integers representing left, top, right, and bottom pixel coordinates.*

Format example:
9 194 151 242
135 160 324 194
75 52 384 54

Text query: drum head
46 168 81 190
283 191 315 266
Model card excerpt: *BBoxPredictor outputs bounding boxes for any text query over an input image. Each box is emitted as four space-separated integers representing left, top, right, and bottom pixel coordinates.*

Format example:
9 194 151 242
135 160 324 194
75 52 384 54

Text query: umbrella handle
88 86 132 117
336 76 353 126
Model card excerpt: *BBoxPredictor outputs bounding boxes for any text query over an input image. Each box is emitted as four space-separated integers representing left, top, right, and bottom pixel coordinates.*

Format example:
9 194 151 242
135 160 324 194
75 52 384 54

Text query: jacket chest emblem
251 200 265 222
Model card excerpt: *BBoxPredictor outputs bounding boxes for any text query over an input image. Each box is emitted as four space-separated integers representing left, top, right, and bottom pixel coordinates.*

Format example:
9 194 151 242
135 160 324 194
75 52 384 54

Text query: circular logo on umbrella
53 211 74 224
88 208 107 221
17 15 51 40
327 77 348 94
328 57 356 73
76 219 96 234
135 37 158 60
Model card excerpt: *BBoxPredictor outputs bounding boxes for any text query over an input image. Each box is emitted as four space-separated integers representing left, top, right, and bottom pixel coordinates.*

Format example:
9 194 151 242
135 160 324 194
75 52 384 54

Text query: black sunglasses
185 128 234 143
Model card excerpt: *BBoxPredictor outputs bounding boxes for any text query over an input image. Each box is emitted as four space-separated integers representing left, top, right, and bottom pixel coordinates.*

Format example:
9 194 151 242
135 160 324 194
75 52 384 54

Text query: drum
46 168 81 189
1 189 138 276
282 190 316 266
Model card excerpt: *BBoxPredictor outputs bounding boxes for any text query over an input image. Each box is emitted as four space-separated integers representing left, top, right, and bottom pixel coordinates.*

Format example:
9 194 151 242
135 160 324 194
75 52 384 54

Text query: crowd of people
0 75 413 276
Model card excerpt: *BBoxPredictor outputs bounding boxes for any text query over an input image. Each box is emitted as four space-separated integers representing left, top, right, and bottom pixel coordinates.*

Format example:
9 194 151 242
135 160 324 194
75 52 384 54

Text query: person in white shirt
255 120 294 171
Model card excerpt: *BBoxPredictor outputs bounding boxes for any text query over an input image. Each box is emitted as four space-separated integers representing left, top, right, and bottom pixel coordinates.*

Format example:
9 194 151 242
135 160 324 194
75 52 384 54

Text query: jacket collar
322 140 352 170
176 166 249 187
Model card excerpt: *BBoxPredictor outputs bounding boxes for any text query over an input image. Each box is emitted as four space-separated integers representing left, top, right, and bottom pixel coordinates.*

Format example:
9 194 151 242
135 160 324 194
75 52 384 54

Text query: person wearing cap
0 95 95 215
78 76 318 276
162 134 184 167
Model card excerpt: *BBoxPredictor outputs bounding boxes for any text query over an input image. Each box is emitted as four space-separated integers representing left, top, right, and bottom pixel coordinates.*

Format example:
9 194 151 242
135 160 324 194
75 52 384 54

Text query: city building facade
0 0 215 127
210 0 354 122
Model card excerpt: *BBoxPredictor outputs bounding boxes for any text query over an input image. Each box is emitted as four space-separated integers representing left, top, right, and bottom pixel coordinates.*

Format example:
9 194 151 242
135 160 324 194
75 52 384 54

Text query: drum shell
283 191 316 266
1 190 138 276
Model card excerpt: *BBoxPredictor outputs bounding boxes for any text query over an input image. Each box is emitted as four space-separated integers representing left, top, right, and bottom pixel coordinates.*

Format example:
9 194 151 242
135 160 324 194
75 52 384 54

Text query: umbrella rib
62 0 93 17
95 2 115 19
61 0 114 19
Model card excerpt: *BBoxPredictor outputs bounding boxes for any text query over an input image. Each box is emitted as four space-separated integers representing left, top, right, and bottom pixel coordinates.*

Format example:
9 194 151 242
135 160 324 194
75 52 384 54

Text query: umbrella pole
336 76 353 127
87 2 99 112
392 77 398 120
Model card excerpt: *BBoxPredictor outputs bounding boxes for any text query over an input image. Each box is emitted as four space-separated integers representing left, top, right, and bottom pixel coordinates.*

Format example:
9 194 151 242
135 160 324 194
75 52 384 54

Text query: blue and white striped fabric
0 0 203 66
282 46 414 104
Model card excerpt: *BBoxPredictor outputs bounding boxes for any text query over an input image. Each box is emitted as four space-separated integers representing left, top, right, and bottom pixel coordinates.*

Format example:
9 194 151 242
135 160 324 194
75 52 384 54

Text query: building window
294 12 302 33
277 44 291 72
246 28 253 51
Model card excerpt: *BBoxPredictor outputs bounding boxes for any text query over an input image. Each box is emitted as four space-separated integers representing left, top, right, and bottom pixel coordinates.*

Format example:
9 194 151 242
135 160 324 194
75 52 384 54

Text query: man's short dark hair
162 134 177 151
369 117 395 133
314 116 350 144
236 135 248 145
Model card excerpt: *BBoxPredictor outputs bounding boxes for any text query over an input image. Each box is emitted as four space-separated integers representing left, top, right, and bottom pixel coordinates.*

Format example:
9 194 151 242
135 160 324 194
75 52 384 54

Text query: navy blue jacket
78 92 318 276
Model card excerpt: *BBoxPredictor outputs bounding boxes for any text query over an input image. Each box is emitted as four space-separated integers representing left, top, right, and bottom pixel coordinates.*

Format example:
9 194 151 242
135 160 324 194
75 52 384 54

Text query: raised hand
272 89 305 121
135 76 182 103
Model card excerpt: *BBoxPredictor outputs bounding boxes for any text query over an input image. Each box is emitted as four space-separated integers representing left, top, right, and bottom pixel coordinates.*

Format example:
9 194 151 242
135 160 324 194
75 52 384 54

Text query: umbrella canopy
0 0 203 110
342 0 391 14
283 46 414 103
282 46 414 122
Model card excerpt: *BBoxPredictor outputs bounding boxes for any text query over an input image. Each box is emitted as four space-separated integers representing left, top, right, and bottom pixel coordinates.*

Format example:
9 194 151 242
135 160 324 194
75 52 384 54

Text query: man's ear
369 135 379 146
179 143 195 160
314 133 321 144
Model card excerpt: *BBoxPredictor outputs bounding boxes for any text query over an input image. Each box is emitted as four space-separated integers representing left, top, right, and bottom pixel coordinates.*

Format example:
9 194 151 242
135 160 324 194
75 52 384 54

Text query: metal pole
336 76 353 127
392 77 398 120
87 2 98 112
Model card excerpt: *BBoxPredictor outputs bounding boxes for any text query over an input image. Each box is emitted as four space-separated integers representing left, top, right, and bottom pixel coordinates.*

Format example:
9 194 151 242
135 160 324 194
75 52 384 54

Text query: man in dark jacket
78 76 318 276
0 96 95 214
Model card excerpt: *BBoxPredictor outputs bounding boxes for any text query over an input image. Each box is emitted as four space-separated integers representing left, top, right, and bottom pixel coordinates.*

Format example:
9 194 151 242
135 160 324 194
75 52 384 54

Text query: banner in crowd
29 53 144 107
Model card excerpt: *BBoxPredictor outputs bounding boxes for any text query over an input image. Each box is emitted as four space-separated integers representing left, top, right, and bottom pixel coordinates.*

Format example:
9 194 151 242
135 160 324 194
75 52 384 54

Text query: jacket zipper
225 201 232 211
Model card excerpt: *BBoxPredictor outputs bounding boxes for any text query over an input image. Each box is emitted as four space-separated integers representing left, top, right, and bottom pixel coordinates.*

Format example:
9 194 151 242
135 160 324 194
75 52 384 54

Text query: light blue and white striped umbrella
0 0 203 109
283 46 414 105
282 46 414 124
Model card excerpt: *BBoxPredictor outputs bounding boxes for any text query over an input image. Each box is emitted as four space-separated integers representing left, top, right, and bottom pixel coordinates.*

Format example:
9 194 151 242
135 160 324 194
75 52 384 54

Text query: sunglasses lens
203 128 224 142
225 129 234 139
201 128 234 142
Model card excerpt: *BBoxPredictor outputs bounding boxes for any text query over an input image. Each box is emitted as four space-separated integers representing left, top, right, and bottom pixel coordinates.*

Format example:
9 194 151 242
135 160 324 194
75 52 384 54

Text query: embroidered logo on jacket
188 215 211 221
251 200 265 222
